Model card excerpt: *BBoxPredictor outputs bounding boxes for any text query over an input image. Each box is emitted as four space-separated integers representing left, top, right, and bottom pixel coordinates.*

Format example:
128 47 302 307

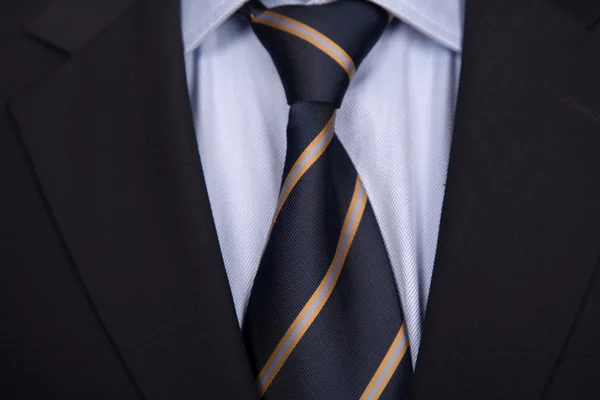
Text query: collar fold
182 0 464 53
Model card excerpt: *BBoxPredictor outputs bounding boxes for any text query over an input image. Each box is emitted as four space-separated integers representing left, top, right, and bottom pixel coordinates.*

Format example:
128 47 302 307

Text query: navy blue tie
243 2 412 399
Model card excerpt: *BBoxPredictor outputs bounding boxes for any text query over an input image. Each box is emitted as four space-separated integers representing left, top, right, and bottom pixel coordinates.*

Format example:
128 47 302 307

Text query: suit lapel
9 0 256 399
413 1 600 399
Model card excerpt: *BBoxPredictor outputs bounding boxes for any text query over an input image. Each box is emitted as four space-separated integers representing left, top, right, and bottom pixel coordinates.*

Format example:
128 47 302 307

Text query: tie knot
248 0 389 107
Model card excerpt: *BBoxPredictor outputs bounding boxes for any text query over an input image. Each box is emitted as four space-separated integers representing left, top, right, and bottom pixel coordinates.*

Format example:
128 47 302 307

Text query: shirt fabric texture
182 0 464 364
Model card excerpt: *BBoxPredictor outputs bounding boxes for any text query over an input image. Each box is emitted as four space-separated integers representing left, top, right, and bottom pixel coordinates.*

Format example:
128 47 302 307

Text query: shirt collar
182 0 464 54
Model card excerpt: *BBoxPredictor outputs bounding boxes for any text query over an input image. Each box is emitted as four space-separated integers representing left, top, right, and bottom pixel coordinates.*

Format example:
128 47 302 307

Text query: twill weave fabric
242 2 412 399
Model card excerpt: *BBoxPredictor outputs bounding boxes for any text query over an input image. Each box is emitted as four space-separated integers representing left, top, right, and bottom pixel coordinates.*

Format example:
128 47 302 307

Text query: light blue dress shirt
182 0 464 364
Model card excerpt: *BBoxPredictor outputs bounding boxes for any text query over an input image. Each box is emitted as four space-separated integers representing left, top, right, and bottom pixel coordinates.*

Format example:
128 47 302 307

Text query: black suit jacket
2 0 600 399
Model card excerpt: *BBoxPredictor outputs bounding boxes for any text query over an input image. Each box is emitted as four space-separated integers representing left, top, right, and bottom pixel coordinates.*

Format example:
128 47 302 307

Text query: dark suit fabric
1 0 600 399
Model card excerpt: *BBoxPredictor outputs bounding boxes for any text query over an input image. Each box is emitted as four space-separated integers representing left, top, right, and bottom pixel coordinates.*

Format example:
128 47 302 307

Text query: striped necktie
242 1 412 399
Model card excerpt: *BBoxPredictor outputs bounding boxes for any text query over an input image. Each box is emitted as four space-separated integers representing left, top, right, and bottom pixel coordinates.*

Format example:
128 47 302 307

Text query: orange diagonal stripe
360 323 409 400
252 11 356 78
256 177 368 397
259 112 335 261
276 113 335 221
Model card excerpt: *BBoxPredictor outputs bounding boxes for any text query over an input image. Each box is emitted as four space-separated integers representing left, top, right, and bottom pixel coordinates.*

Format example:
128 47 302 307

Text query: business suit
1 0 600 398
